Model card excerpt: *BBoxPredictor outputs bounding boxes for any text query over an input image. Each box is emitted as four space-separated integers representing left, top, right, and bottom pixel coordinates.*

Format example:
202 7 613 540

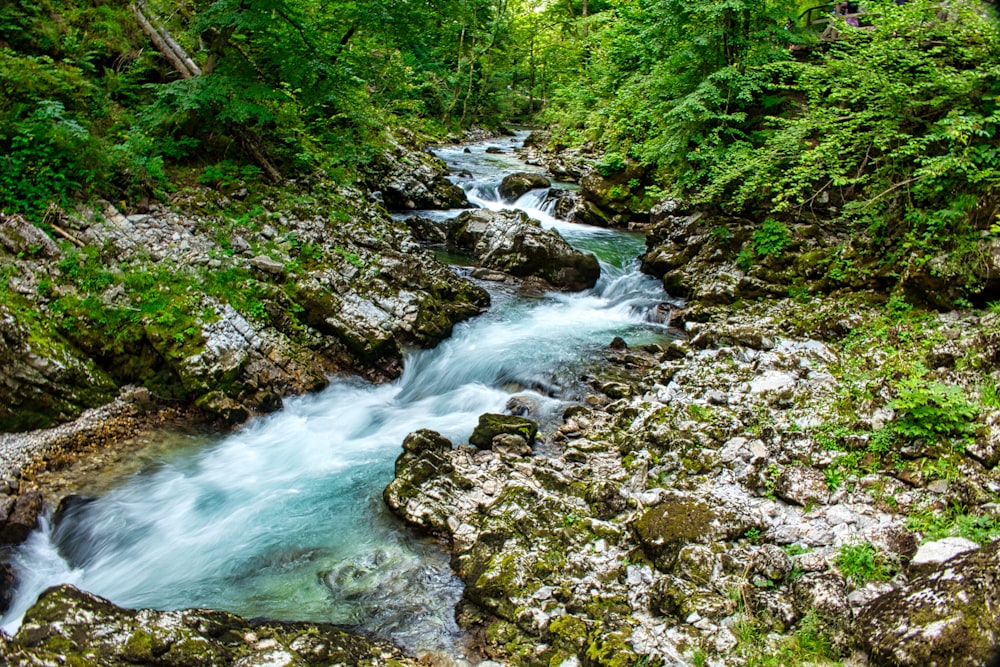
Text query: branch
51 224 86 248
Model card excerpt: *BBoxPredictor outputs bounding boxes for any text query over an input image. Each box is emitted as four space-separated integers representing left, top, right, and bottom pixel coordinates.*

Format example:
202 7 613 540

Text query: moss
632 499 718 571
585 625 637 667
121 629 161 662
469 413 539 449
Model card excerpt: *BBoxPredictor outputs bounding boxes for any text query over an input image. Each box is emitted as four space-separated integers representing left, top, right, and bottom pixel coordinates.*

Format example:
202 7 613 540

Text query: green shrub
752 218 792 258
833 542 895 584
890 378 979 443
596 152 627 177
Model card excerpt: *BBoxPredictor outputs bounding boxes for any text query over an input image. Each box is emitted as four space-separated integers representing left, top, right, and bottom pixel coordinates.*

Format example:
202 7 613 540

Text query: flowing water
1 132 673 662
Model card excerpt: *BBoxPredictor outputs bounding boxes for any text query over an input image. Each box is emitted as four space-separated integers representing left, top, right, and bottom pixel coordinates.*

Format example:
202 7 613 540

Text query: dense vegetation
0 0 549 220
1 0 998 298
540 0 1000 305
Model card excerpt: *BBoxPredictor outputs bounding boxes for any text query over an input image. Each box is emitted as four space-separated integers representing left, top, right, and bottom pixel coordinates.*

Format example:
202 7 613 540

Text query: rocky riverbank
385 294 1000 666
4 130 999 667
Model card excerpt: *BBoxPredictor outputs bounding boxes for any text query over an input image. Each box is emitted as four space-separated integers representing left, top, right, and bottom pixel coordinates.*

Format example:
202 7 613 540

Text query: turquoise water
2 135 672 663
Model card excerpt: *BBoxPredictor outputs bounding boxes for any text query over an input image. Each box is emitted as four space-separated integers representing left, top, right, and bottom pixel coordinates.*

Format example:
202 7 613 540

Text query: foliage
832 542 895 584
907 503 1000 544
890 378 979 444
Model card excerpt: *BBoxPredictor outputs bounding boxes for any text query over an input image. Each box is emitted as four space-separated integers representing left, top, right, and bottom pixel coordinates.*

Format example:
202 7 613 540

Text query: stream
1 132 672 663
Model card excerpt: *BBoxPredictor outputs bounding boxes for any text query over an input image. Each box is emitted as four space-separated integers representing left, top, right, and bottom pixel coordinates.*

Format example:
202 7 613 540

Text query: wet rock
365 133 467 210
0 490 44 545
469 413 538 449
401 428 452 456
0 584 420 666
0 560 15 615
498 172 551 200
447 209 600 291
383 430 457 534
859 539 1000 666
402 215 448 244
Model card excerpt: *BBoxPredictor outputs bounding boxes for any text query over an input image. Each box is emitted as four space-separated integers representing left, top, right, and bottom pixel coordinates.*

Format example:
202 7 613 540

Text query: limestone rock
909 537 979 567
498 172 551 200
632 493 751 571
859 539 1000 666
792 571 852 646
775 465 830 506
0 301 118 432
365 133 467 210
0 584 420 666
447 209 600 291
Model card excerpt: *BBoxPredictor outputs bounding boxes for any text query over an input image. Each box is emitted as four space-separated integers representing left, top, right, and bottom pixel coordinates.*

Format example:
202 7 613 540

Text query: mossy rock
631 495 743 572
858 539 1000 666
469 413 538 449
2 584 422 666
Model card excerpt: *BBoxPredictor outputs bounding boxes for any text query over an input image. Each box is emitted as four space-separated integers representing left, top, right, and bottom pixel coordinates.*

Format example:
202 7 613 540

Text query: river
1 133 672 663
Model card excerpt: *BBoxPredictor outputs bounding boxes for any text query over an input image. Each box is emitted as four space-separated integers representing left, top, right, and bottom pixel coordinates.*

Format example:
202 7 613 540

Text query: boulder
364 133 467 210
632 493 751 572
0 584 420 666
0 302 118 432
859 539 1000 666
383 430 457 534
447 209 600 291
498 172 551 200
468 413 538 450
909 537 979 568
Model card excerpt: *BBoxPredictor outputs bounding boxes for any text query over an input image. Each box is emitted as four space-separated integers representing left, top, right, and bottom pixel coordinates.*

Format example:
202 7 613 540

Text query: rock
909 537 979 567
0 560 15 616
365 133 468 210
491 433 532 456
775 465 830 506
447 209 600 291
859 539 1000 666
0 215 61 258
748 371 797 398
0 301 118 432
400 429 451 456
0 584 420 666
403 215 448 244
609 336 628 350
0 490 44 545
792 571 852 646
752 544 792 581
248 254 286 276
498 172 551 200
485 146 504 154
469 413 538 449
632 493 750 571
383 431 457 534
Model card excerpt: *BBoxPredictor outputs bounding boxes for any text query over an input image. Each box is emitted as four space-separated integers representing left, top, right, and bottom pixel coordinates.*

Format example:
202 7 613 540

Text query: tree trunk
132 3 200 78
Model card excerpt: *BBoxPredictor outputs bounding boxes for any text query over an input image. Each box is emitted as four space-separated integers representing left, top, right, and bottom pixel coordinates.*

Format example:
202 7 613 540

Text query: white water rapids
1 133 674 663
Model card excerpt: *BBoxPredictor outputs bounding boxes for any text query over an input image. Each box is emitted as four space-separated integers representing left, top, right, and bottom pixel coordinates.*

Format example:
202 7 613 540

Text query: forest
3 0 997 284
